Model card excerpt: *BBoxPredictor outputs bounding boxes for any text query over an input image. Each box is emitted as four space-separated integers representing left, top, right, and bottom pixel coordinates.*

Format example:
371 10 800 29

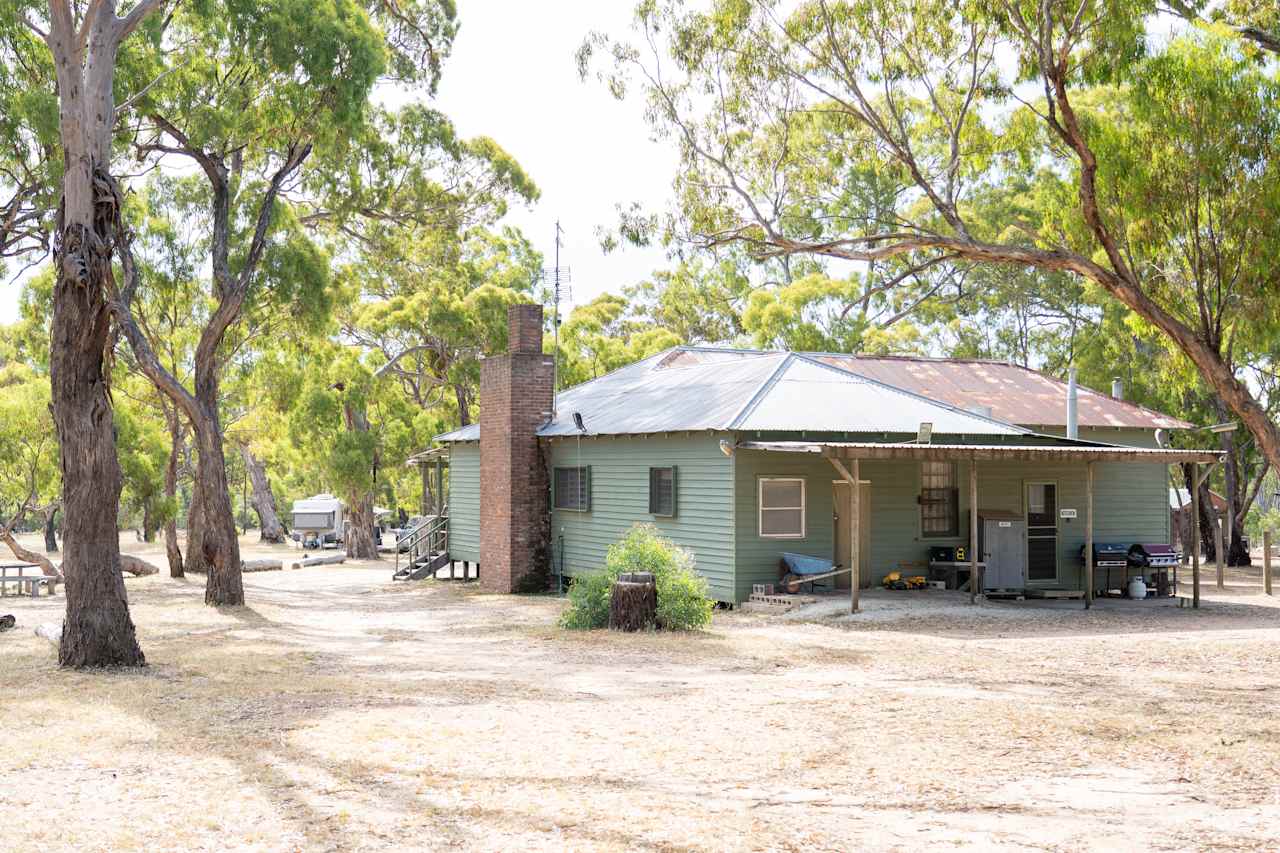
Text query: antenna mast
545 221 571 414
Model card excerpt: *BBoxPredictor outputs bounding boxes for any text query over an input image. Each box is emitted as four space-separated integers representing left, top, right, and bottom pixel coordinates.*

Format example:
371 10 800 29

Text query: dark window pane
649 467 676 516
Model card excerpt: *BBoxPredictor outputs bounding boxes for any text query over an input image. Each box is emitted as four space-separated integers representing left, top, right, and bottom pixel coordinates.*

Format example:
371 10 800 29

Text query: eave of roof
739 440 1223 464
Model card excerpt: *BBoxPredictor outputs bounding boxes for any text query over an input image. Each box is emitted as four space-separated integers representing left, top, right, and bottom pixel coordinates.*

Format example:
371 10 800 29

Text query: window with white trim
553 466 590 511
759 477 805 538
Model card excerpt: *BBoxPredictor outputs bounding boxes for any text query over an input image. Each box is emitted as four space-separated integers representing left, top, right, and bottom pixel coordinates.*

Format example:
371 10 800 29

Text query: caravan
291 494 344 549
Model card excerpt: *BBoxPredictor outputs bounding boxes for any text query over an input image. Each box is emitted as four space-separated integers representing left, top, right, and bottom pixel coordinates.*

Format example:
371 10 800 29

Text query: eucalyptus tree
347 225 543 429
7 0 169 667
112 0 454 606
557 294 681 386
585 2 1280 478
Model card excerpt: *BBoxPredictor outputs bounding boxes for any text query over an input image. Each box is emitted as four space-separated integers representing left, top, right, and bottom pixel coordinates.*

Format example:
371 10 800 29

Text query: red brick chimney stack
479 304 554 593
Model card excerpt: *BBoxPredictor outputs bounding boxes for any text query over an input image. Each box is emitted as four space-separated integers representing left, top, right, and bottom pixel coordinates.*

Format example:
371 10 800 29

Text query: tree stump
609 572 657 631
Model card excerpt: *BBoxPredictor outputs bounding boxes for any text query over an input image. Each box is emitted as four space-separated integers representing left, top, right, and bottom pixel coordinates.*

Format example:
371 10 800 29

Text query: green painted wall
450 430 1171 603
547 434 737 602
730 448 1170 596
447 443 481 562
731 449 837 603
1036 425 1161 449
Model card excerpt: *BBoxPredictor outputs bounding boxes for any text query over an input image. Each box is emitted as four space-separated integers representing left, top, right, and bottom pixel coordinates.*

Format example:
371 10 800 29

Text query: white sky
430 0 673 313
0 0 673 324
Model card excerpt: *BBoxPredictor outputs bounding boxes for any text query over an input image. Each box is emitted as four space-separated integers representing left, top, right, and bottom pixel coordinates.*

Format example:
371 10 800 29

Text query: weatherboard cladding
447 443 481 563
548 434 737 602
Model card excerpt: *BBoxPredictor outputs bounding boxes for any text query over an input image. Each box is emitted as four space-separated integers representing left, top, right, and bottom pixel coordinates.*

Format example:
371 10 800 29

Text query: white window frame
758 477 806 539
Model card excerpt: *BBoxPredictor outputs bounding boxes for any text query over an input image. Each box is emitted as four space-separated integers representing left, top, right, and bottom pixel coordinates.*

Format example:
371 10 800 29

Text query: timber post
1085 461 1094 610
969 461 978 605
850 458 861 614
1264 530 1272 596
1191 464 1201 609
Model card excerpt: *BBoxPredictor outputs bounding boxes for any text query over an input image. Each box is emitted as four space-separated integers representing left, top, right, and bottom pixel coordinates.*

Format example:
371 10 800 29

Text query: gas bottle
1128 576 1148 599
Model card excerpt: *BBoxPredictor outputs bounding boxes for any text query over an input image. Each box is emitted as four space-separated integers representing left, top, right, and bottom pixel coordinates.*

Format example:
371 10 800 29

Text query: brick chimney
479 304 554 593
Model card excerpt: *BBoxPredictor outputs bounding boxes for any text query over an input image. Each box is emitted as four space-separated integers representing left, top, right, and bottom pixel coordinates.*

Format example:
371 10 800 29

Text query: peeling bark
44 0 163 668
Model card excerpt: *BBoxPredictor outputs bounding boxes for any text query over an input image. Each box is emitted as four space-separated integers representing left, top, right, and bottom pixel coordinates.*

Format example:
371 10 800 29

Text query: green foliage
559 524 713 631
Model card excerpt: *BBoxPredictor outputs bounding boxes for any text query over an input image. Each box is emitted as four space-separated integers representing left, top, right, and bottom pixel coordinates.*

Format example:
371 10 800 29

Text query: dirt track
2 534 1279 851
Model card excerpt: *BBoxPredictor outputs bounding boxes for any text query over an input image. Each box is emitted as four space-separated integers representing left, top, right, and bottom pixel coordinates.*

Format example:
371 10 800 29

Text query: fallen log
1 531 62 580
120 555 161 577
609 571 657 632
242 559 283 573
288 554 346 570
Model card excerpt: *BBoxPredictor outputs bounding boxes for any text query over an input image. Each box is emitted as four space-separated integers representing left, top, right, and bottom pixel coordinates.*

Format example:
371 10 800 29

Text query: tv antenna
540 221 571 406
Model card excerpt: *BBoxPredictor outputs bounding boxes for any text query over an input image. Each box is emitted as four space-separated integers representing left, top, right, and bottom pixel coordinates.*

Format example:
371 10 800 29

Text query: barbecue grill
1128 543 1181 597
1081 542 1132 595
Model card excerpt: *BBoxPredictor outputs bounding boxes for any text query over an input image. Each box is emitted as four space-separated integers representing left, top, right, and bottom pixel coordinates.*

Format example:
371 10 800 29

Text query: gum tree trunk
240 445 286 542
163 406 184 577
341 397 379 560
185 476 206 575
43 505 59 553
192 397 243 605
45 0 161 668
345 492 378 559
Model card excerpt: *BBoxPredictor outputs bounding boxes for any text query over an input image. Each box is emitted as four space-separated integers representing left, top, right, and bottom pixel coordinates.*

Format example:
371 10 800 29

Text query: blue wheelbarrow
778 552 848 594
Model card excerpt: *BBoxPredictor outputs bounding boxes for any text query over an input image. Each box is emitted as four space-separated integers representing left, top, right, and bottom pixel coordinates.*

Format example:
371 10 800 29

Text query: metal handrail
394 513 449 578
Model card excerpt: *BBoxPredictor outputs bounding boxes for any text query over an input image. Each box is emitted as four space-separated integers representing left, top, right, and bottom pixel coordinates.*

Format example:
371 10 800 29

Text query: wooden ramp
1024 588 1086 600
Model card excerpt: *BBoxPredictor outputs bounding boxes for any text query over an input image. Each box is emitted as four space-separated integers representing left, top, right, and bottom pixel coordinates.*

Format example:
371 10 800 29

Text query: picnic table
0 562 57 597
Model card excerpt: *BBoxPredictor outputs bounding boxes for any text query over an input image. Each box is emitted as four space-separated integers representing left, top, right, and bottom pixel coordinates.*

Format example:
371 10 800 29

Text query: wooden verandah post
828 456 861 614
1085 461 1094 609
969 460 979 605
1192 463 1201 609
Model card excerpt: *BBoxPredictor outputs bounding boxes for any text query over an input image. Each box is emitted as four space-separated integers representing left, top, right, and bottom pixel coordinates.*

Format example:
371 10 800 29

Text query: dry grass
2 533 1280 851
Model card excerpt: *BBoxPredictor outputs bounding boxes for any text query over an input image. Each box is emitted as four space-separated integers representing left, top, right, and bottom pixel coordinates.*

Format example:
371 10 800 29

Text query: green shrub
559 523 714 631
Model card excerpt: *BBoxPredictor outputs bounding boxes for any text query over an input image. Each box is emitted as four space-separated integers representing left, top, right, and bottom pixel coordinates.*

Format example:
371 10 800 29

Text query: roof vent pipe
1066 367 1079 440
1111 377 1123 400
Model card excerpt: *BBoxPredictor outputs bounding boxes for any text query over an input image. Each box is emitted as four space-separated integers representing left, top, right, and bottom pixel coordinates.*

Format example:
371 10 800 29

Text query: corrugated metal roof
437 348 1027 441
663 347 1190 430
729 355 1026 435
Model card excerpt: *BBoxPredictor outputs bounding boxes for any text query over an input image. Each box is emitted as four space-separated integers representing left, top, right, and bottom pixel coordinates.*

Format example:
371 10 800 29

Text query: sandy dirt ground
2 533 1280 852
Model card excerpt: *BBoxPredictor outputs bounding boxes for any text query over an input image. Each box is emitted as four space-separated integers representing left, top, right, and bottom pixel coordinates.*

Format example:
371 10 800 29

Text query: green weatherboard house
434 306 1218 604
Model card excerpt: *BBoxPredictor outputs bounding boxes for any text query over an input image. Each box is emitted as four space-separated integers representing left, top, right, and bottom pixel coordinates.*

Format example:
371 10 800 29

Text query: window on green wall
553 466 591 511
919 461 959 537
649 466 677 517
759 477 805 538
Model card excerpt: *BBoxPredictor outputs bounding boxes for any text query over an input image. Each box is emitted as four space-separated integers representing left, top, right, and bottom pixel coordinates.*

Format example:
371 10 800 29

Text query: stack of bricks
479 304 555 593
